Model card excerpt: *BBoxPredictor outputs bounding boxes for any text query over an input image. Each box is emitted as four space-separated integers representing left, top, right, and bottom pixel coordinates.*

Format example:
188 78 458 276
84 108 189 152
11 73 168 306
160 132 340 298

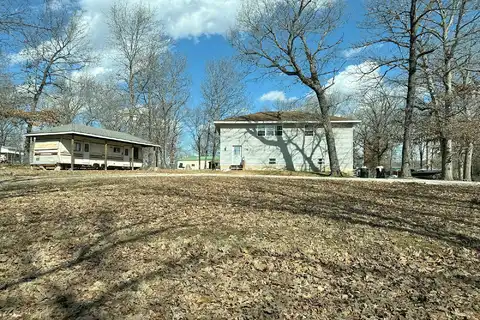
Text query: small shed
25 124 160 170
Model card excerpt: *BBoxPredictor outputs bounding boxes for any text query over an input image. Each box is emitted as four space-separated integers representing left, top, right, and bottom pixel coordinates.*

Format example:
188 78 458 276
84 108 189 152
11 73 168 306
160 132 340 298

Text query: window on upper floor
305 124 314 136
275 125 283 136
258 125 282 137
257 125 265 136
269 158 276 164
266 125 275 136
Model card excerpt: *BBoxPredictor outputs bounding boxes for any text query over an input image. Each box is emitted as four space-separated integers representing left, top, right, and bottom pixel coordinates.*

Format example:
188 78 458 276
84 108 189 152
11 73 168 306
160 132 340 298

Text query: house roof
215 111 359 123
178 156 220 162
25 124 160 147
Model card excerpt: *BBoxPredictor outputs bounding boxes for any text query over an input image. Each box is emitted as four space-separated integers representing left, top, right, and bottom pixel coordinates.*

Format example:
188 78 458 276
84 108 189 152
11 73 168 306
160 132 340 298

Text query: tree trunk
211 133 218 170
128 64 136 133
440 137 453 180
198 143 201 169
314 89 341 176
425 141 429 170
464 142 473 181
147 89 152 141
457 148 464 181
419 143 424 169
204 126 211 169
400 0 419 179
389 147 393 171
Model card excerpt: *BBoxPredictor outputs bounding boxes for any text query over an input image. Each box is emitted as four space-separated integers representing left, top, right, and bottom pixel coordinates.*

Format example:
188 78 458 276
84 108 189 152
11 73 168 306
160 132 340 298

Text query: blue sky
173 0 367 111
7 0 371 113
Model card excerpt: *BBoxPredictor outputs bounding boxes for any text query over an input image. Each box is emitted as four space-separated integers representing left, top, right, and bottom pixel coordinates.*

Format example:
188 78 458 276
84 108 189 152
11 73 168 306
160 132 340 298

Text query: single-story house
177 156 219 170
214 111 360 173
25 124 160 170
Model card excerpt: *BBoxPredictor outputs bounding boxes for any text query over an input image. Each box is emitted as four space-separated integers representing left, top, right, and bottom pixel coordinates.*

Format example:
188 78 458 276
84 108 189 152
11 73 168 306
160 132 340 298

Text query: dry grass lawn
0 175 479 319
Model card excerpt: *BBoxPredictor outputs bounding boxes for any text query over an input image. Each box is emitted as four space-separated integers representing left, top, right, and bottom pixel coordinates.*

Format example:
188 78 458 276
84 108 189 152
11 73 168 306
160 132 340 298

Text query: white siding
33 135 144 168
218 123 354 173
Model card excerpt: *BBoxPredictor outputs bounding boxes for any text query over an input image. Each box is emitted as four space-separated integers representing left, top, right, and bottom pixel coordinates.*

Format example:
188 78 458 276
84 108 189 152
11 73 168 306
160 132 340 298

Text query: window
276 125 283 136
179 163 184 168
266 126 275 136
74 142 81 152
113 147 121 153
258 125 282 137
84 143 90 152
305 124 314 136
233 146 242 156
269 158 276 164
257 125 265 136
124 148 129 156
191 164 195 167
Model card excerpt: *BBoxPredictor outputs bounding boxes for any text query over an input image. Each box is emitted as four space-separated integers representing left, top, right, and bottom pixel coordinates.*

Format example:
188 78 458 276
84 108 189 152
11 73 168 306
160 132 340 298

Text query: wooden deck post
29 136 34 164
70 136 75 170
104 142 108 171
131 146 134 170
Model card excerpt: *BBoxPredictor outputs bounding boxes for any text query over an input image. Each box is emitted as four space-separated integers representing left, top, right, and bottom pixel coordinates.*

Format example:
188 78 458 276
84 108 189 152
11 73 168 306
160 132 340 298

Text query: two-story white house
214 111 360 173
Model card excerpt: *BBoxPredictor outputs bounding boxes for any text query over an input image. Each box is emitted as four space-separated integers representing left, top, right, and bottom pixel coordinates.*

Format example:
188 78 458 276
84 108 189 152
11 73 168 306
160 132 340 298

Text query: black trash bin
376 166 386 178
360 167 369 178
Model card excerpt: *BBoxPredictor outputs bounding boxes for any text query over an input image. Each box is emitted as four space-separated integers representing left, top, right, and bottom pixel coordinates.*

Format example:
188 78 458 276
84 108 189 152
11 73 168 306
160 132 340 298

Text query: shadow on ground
0 176 479 319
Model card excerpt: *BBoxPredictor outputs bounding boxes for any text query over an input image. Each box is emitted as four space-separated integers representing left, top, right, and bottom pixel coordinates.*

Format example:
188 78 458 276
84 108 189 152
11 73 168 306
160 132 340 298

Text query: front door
232 145 242 165
83 143 90 165
124 147 130 166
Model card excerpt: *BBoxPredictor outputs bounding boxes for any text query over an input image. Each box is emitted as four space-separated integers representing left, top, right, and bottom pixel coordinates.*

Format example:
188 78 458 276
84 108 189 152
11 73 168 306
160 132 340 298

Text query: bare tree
134 52 190 168
201 59 247 169
415 0 480 180
230 0 345 175
43 75 97 124
107 1 168 133
355 87 403 168
17 7 92 157
185 105 209 169
362 0 438 178
262 100 300 112
454 70 480 181
0 60 22 153
0 0 31 36
84 80 129 131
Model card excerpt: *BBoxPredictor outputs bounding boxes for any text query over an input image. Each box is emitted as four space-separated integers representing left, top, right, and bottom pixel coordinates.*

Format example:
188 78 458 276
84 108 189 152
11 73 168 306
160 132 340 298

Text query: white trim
214 120 361 125
25 131 160 147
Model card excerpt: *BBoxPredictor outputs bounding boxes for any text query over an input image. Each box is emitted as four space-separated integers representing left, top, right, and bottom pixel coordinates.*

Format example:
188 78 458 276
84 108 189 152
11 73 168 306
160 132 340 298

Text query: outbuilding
26 124 160 170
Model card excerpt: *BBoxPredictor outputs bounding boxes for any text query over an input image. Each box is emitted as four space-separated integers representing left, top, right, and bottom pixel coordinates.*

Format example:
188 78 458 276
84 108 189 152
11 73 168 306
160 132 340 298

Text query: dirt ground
0 174 479 319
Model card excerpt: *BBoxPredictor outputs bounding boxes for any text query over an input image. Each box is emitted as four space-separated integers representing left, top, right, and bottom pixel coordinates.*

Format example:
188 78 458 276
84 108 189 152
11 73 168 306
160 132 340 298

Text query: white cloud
80 0 241 41
342 47 365 58
342 44 384 58
71 66 110 80
327 62 382 97
300 62 384 115
259 90 297 102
